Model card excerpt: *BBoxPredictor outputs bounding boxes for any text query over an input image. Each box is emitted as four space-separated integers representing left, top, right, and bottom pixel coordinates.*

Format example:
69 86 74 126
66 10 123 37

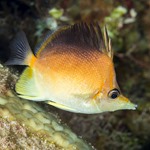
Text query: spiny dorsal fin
34 30 56 56
35 23 113 58
103 25 113 59
52 22 106 51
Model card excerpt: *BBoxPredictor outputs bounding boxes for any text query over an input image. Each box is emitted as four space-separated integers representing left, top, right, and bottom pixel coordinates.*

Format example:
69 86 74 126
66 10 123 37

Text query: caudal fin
5 31 36 66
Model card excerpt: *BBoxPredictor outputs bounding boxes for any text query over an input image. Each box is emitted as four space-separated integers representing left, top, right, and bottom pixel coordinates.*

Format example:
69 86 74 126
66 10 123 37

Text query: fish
6 23 137 114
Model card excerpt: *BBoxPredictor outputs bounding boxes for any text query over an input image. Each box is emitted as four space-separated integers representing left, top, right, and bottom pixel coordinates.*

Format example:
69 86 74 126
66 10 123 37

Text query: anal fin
46 101 76 112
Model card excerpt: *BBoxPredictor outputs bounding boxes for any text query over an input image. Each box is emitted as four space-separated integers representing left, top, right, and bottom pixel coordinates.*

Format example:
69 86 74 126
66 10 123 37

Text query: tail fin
5 31 36 66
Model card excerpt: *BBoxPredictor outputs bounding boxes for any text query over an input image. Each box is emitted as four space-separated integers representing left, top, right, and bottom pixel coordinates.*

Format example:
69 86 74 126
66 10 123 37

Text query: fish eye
108 89 120 99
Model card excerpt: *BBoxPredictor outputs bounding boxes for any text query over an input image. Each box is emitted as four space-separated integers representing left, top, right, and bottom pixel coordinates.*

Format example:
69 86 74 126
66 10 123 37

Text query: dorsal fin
35 22 113 59
34 30 56 56
103 25 113 59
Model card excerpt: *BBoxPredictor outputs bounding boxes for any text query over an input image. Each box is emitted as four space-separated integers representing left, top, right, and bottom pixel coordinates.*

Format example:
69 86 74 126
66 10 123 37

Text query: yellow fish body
6 23 137 113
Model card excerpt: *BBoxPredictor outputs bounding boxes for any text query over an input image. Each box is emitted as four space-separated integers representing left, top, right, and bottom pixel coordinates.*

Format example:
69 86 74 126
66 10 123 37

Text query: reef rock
0 64 93 150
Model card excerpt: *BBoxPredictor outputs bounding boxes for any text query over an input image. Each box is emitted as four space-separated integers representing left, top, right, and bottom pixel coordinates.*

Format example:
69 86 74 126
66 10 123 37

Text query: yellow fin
46 101 76 112
16 67 42 101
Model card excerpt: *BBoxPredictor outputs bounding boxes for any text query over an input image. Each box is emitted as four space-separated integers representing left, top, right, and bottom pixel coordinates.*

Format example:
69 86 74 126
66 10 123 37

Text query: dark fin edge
5 31 34 66
34 22 111 56
52 22 106 51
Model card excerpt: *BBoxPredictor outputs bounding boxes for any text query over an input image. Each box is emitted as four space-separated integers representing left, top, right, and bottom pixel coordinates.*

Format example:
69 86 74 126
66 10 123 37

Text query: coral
0 64 93 150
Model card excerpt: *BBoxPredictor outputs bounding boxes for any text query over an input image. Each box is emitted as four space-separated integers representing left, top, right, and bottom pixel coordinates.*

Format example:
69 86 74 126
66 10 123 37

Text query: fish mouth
119 95 137 110
123 102 138 110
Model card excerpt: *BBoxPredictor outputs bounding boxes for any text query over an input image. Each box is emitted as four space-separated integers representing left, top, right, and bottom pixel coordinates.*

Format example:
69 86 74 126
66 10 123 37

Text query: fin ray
5 31 35 66
51 22 105 51
103 25 113 59
46 101 76 112
34 30 56 56
16 67 42 101
34 22 113 58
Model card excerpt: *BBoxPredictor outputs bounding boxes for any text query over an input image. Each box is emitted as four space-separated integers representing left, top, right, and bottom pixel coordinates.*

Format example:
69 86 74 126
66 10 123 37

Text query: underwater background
0 0 149 150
